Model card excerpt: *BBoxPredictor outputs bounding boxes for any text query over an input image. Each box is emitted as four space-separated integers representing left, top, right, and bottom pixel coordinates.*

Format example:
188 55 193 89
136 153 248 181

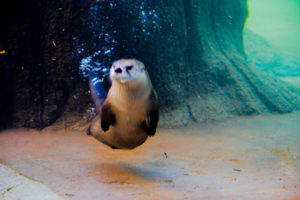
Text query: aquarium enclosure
0 0 299 199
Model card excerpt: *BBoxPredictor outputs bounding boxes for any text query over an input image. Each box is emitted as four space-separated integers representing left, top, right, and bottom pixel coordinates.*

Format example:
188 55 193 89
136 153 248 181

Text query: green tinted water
246 0 300 56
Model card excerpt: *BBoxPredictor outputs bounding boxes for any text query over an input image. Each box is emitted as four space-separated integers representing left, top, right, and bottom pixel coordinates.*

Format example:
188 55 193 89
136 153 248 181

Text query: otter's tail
89 75 107 113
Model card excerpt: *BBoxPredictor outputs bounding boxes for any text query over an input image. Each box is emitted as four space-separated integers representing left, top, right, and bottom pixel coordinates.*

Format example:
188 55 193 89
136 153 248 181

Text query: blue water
78 1 160 83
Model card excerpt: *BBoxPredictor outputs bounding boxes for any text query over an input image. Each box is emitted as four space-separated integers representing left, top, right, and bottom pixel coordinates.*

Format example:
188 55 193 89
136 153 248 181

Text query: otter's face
110 59 147 84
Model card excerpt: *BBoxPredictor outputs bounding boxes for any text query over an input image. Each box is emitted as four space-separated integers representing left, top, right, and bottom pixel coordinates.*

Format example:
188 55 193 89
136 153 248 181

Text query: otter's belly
91 109 148 149
108 110 148 149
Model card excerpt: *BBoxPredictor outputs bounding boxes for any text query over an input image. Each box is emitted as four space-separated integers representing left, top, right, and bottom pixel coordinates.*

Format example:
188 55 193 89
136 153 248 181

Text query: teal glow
246 0 300 56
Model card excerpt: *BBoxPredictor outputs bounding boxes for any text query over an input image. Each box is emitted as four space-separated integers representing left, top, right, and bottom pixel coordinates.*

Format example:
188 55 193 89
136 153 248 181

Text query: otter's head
110 59 148 85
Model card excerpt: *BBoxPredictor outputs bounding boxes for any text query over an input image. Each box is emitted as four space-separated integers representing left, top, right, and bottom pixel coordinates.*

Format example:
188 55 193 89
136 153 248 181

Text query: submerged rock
0 0 299 129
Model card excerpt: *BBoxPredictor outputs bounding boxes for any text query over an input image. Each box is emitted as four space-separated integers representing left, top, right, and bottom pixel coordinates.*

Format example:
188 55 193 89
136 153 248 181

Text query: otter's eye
126 65 133 71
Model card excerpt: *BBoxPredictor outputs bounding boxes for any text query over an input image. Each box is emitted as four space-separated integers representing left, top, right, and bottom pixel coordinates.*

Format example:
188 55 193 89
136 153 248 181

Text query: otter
87 59 159 149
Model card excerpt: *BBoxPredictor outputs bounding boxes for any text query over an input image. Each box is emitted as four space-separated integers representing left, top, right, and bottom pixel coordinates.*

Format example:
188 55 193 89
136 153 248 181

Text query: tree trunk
0 0 299 129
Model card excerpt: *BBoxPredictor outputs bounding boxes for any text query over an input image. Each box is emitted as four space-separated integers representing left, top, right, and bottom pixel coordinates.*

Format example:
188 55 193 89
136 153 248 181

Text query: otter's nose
115 68 122 73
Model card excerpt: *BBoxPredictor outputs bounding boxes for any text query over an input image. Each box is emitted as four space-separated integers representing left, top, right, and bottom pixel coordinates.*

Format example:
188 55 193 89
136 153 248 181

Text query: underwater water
0 0 300 199
245 0 300 78
246 0 300 56
78 1 161 89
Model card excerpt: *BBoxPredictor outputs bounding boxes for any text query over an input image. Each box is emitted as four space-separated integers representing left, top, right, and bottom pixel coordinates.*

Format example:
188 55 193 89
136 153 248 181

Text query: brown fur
88 59 159 149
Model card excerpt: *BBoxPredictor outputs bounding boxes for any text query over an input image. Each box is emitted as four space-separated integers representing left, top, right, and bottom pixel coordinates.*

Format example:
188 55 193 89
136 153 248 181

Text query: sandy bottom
1 112 300 200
